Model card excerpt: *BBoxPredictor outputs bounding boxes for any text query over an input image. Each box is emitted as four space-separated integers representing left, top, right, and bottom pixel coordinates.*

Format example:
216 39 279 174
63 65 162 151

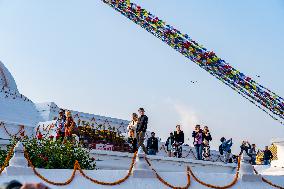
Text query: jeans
251 157 256 165
223 151 231 163
195 144 203 160
263 159 270 165
148 149 157 155
136 132 147 154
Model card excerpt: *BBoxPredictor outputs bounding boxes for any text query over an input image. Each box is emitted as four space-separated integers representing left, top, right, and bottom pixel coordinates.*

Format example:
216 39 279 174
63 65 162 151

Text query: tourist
263 146 273 165
165 132 175 157
127 113 138 138
220 137 233 163
232 155 239 164
202 126 212 161
128 129 138 153
174 125 184 158
136 108 148 154
64 111 77 140
249 144 257 165
192 125 203 160
56 109 66 139
240 141 251 155
147 132 159 155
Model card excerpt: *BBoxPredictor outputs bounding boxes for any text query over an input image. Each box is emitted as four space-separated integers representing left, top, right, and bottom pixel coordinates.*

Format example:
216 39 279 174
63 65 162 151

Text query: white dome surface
0 61 19 93
0 61 42 129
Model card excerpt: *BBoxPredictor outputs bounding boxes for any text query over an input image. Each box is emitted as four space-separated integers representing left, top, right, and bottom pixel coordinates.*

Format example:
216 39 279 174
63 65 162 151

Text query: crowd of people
239 141 273 165
54 107 275 165
125 109 275 165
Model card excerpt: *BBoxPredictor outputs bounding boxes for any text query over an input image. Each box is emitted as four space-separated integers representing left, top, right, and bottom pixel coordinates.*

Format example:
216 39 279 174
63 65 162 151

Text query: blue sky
0 0 283 152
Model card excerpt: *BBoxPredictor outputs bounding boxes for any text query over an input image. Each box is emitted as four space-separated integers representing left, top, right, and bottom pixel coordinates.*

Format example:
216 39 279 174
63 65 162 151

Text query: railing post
132 147 155 178
240 152 261 182
5 142 32 175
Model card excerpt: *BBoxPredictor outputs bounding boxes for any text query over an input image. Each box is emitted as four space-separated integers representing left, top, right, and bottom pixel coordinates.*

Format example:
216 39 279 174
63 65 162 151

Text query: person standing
192 125 204 160
165 132 175 157
174 125 184 158
56 109 66 139
64 111 76 140
240 141 251 155
249 144 257 165
136 108 148 154
202 126 212 161
263 146 273 165
128 129 138 153
127 113 138 138
220 137 233 163
147 132 159 155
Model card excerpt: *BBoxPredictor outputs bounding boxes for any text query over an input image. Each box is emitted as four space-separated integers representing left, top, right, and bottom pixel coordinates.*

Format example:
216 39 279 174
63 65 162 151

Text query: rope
24 149 77 186
35 124 55 138
0 123 25 139
187 156 241 189
254 168 284 189
24 148 138 186
145 156 191 189
77 151 137 185
0 144 16 175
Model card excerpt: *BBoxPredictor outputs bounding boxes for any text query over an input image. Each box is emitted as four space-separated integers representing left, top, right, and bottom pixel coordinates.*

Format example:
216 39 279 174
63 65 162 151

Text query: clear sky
0 0 283 153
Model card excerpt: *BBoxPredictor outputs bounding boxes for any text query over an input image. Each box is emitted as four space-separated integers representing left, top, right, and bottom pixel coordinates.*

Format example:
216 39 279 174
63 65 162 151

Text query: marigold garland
24 148 138 186
24 149 77 186
77 151 137 186
0 145 16 175
35 124 55 138
187 156 241 189
145 157 191 189
254 168 284 189
0 123 25 138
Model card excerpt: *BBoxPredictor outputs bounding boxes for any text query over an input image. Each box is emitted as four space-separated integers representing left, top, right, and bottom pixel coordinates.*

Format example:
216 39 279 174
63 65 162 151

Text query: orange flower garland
24 149 138 186
24 149 77 186
77 151 138 186
254 168 284 189
144 157 191 189
0 122 25 138
187 157 241 189
0 145 16 175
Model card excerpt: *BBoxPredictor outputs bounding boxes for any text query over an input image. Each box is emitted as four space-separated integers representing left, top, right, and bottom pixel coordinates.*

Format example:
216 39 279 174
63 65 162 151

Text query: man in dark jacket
147 132 159 155
240 141 251 155
249 144 257 165
174 125 184 158
263 146 273 165
136 108 148 153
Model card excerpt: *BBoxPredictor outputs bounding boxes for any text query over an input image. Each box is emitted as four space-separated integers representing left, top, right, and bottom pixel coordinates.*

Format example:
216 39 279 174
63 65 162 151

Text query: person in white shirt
127 113 138 138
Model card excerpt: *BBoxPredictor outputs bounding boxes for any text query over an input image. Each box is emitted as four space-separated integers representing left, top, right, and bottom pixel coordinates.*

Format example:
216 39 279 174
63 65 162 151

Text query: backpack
219 144 224 155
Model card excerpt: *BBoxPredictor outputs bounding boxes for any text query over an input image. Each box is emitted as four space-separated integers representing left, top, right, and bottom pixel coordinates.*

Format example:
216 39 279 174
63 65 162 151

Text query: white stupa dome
0 61 43 133
0 61 19 93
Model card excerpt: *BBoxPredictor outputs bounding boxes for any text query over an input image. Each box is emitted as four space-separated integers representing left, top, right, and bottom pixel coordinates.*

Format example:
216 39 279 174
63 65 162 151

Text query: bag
219 144 224 155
